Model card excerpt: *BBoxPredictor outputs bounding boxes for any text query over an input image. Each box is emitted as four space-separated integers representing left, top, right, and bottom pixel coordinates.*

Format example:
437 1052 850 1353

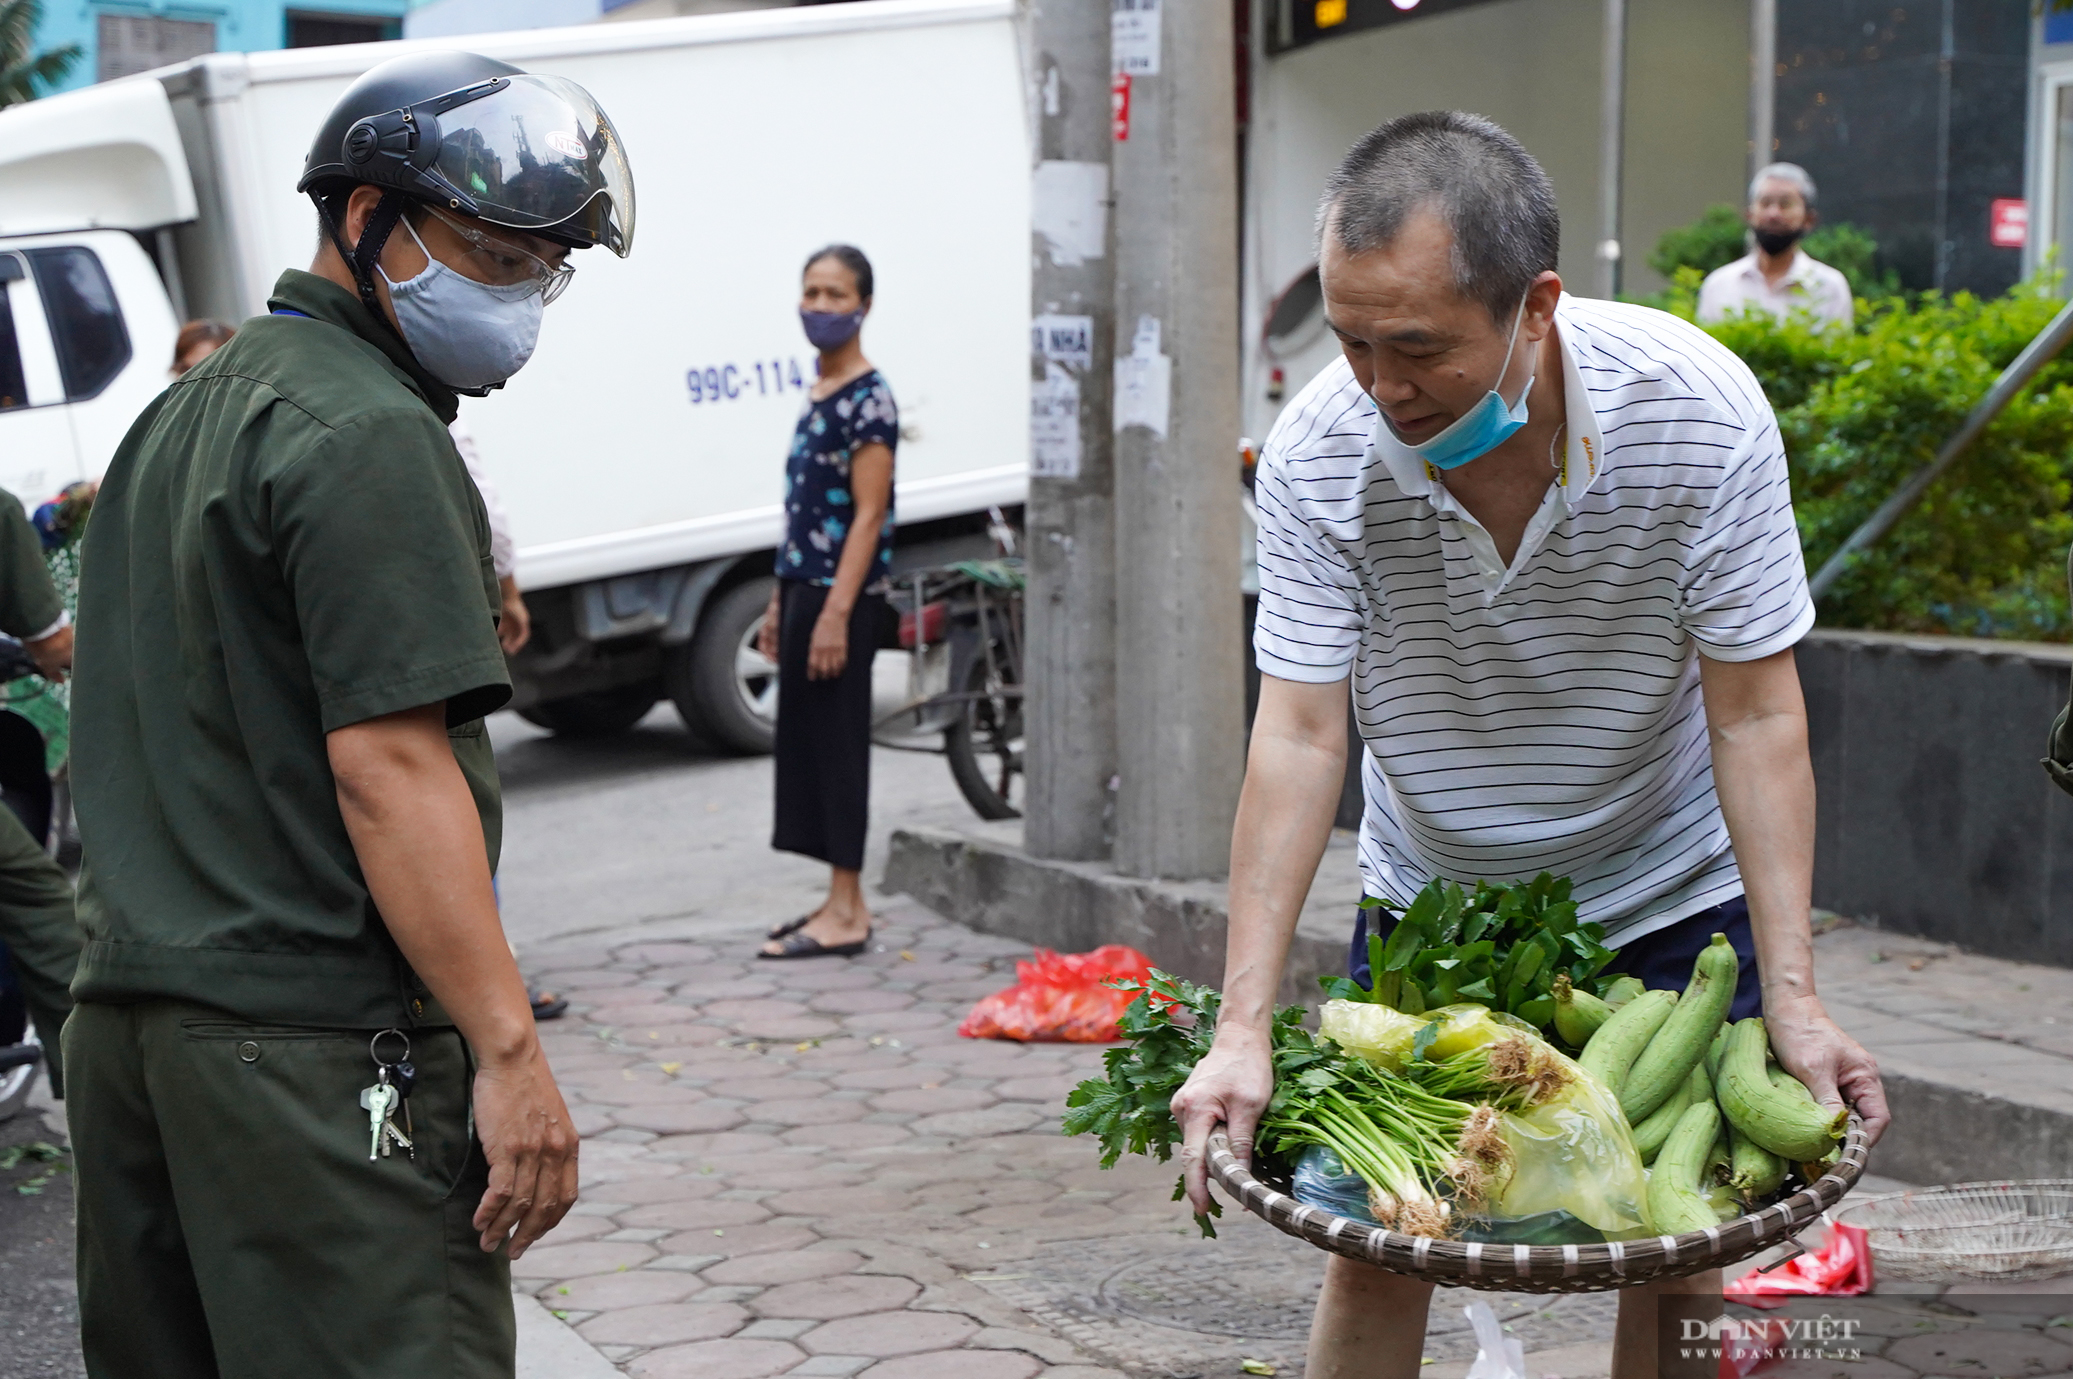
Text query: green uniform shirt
70 270 509 1029
0 486 64 638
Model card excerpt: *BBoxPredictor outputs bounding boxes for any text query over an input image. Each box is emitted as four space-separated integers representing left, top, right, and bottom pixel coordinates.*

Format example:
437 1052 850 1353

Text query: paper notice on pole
1032 363 1083 479
1032 161 1109 267
1032 313 1094 371
1112 0 1160 76
1113 314 1171 440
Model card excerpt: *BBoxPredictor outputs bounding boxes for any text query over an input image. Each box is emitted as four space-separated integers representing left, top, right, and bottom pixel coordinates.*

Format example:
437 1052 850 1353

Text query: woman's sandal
758 927 872 960
766 915 813 941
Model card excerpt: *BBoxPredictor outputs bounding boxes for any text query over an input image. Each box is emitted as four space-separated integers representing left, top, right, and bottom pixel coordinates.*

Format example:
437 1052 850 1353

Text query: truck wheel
516 683 660 738
669 577 778 756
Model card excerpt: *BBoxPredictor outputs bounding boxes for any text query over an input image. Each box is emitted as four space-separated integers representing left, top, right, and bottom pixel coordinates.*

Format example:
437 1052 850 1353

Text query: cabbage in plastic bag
1318 1000 1518 1071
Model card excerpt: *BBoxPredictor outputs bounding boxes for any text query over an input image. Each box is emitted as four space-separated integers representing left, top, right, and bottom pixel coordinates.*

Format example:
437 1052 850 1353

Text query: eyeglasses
422 204 576 305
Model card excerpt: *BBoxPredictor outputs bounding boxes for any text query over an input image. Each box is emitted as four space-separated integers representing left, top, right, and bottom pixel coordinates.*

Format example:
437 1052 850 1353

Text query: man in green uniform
65 51 635 1377
0 486 79 1096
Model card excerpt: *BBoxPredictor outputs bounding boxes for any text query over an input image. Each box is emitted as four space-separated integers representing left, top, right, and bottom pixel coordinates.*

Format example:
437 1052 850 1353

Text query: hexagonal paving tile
750 1274 922 1320
801 1310 980 1357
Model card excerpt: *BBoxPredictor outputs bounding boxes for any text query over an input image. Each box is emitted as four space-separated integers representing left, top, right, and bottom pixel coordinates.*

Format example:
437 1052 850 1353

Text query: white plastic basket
1834 1179 2073 1283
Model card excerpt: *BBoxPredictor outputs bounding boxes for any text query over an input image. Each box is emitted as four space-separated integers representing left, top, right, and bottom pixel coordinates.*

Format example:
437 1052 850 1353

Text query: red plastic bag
1724 1221 1874 1310
958 945 1157 1042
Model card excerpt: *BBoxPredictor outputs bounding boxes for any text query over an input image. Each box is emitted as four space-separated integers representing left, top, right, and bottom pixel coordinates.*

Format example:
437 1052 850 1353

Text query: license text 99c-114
686 357 821 404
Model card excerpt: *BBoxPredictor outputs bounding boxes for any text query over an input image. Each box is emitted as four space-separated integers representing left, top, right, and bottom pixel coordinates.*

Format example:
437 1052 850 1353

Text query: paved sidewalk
522 895 1174 1379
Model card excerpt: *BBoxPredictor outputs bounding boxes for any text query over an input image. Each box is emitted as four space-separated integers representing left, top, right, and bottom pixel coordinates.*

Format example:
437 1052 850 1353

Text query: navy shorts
1347 894 1762 1020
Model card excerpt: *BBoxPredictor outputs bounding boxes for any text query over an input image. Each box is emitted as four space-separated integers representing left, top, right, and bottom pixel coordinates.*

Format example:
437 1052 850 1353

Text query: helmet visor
428 73 635 256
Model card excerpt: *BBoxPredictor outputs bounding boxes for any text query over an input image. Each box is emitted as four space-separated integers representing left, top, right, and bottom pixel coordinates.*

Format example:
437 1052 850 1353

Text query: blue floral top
777 370 898 590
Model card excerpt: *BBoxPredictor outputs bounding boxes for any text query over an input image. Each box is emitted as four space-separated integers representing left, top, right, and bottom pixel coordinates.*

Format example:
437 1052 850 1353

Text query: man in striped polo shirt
1172 112 1888 1375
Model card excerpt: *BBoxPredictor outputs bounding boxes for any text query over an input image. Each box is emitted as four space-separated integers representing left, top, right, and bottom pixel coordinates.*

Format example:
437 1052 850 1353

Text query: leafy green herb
1350 874 1617 1039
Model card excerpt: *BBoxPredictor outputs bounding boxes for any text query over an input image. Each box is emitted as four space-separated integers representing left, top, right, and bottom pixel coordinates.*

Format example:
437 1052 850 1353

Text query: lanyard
271 308 312 319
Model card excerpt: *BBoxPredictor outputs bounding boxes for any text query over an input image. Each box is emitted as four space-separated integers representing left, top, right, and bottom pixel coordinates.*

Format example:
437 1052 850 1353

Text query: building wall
1241 0 1748 442
33 0 410 95
1775 0 2029 296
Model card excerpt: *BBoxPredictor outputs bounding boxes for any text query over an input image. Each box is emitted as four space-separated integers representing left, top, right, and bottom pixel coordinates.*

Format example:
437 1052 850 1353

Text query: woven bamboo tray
1206 1115 1869 1294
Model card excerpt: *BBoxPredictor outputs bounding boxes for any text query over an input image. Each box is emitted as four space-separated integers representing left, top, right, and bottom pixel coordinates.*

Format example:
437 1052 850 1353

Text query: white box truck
0 0 1029 747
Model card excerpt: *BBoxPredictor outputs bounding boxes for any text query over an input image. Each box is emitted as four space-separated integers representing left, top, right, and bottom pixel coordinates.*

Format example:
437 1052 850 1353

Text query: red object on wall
1111 72 1131 142
1991 198 2029 249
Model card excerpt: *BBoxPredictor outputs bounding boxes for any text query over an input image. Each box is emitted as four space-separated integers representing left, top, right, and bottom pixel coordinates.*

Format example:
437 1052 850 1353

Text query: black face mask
1754 227 1804 256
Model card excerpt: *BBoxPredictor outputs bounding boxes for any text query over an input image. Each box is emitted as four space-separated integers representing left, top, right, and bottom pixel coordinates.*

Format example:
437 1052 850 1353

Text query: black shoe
758 927 872 960
529 988 569 1020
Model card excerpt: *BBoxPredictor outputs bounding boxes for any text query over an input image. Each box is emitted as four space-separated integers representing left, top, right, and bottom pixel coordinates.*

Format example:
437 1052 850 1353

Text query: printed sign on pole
1112 0 1160 76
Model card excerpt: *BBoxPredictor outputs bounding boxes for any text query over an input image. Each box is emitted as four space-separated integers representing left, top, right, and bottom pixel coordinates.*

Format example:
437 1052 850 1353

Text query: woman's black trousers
771 578 883 871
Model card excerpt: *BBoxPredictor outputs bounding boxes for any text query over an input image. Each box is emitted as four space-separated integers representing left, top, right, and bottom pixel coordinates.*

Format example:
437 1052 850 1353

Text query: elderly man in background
1698 162 1853 328
1171 111 1887 1378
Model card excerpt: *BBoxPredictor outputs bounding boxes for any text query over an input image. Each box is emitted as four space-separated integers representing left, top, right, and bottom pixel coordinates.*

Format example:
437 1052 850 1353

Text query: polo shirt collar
265 270 460 425
1738 247 1817 289
1365 293 1608 508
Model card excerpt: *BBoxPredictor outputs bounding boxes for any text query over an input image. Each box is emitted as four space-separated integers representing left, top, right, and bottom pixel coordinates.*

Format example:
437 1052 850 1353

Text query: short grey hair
1317 110 1560 323
1749 162 1817 208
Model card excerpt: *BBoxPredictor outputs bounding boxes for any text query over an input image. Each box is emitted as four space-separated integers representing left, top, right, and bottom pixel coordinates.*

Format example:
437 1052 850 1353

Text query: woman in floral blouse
759 245 897 959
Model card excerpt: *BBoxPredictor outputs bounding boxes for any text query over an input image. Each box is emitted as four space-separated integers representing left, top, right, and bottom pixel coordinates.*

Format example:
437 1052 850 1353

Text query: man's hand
1171 1032 1275 1216
497 576 531 656
1765 993 1890 1145
25 625 70 681
756 588 781 663
470 1043 580 1257
808 602 851 679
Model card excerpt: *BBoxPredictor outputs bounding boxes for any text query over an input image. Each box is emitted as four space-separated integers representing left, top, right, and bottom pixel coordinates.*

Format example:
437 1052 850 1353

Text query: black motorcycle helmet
298 50 635 328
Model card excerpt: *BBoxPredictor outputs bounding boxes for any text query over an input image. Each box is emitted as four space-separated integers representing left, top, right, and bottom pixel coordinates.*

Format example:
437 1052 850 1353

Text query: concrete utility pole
1022 0 1117 861
1108 0 1246 879
1749 0 1776 178
1596 0 1627 299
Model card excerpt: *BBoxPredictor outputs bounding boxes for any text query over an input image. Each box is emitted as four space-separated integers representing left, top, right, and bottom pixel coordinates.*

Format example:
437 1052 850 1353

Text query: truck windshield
27 248 130 402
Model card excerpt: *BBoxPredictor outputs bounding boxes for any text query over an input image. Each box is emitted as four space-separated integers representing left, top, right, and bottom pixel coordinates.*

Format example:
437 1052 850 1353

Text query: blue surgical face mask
381 217 545 391
801 308 864 351
1380 294 1534 471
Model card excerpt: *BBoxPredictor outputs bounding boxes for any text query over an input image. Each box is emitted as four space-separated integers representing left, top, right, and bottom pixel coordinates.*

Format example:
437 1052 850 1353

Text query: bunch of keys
360 1028 416 1162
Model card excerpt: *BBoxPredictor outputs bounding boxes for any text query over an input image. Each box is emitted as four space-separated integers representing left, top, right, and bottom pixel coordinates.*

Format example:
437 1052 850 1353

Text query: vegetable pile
1062 875 1849 1244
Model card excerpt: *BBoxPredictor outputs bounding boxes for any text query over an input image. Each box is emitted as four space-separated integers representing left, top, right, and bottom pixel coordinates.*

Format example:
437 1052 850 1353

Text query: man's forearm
1708 695 1819 1009
1221 727 1347 1041
331 706 536 1064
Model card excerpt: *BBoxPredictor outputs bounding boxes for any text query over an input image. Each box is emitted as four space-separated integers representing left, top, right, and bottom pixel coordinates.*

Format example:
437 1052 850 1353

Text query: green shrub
1661 273 2073 640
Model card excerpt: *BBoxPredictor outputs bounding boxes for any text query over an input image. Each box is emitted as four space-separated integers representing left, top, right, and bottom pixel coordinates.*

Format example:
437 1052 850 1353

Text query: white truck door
26 233 180 481
0 251 79 505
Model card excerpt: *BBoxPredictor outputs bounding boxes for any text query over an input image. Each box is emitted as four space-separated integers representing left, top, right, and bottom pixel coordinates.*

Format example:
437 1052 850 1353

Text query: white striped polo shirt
1253 294 1813 945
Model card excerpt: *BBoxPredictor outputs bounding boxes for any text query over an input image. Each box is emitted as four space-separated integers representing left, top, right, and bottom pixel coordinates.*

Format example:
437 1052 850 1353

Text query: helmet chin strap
311 189 412 337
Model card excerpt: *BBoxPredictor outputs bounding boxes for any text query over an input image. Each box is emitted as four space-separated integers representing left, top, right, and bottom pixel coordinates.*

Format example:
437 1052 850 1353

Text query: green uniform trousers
64 1000 515 1379
0 801 77 1094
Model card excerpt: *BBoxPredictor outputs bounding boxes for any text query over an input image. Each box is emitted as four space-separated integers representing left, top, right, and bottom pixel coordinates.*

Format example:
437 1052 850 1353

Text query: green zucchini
1729 1123 1787 1201
1704 1022 1732 1084
1551 973 1614 1048
1577 988 1678 1093
1601 975 1646 1009
1716 1018 1845 1160
1645 1099 1724 1236
1619 935 1739 1124
1631 1062 1706 1164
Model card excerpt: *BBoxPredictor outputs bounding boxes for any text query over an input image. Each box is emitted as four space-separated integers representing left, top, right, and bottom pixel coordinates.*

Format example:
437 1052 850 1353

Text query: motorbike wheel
945 647 1023 820
0 1032 39 1123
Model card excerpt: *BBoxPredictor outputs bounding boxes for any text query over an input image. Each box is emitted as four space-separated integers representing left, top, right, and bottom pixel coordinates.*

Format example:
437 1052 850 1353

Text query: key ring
369 1028 412 1067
